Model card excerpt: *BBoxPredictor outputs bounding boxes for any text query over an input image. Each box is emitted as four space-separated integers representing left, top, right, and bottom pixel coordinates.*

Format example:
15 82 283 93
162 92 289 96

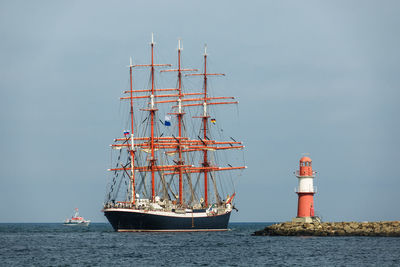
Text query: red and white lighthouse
293 156 319 223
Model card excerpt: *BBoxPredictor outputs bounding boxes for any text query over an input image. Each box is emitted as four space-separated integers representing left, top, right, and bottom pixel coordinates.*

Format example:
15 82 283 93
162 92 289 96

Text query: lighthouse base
292 216 321 223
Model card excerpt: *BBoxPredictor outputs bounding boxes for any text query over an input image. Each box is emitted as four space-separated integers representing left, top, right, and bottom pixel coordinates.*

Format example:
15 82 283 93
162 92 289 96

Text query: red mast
130 33 171 202
129 57 136 205
161 39 197 205
150 35 156 202
202 46 210 207
188 45 224 207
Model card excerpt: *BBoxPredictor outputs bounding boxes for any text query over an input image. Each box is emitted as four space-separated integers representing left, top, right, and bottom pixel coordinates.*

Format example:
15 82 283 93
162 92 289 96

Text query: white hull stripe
104 208 230 218
117 229 228 232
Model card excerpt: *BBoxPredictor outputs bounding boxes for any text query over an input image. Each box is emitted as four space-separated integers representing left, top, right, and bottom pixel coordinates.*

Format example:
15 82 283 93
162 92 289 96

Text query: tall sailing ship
103 35 246 232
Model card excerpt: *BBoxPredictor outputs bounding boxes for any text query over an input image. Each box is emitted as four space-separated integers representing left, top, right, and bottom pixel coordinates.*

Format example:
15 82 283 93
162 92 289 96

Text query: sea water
0 223 399 266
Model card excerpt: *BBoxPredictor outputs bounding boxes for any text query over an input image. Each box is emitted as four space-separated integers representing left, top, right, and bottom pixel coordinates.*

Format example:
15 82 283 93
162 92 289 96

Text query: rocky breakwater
253 221 400 237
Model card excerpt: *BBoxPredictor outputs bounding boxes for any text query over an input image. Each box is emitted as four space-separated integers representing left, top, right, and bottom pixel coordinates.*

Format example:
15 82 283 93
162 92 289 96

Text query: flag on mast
211 118 216 124
164 115 171 126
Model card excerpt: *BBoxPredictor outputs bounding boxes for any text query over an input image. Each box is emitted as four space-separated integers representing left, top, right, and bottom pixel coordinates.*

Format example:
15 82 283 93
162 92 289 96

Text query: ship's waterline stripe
117 228 228 232
104 208 230 218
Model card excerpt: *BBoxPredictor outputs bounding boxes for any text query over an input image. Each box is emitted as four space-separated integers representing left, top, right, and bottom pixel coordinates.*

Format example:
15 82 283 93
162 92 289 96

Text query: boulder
253 221 400 237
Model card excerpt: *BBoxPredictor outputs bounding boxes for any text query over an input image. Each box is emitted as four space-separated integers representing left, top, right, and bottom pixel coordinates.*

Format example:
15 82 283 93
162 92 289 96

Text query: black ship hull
104 209 231 232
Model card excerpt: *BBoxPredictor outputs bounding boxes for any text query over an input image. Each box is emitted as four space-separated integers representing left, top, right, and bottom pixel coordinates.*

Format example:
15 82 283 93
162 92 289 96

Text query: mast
129 57 136 205
198 45 224 207
177 40 184 205
183 44 245 207
161 39 197 205
150 34 156 202
174 40 202 205
129 33 172 202
202 45 209 207
125 33 172 202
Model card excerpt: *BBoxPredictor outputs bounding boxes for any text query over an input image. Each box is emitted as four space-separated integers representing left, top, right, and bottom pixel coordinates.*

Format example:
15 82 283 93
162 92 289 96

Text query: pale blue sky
1 0 399 222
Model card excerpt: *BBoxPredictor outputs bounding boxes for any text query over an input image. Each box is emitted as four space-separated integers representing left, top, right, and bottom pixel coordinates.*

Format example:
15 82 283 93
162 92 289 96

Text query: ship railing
104 202 136 209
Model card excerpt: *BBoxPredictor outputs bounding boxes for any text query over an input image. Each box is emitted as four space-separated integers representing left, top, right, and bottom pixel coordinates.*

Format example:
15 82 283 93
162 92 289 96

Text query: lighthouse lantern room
292 156 320 223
